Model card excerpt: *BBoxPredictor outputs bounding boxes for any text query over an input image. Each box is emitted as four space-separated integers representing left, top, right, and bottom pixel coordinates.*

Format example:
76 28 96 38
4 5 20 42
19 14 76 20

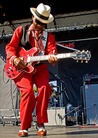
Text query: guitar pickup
9 67 13 72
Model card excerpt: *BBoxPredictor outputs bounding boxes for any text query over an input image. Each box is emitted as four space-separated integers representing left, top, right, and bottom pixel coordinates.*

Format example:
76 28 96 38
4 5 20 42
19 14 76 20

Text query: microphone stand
58 105 81 120
55 74 70 107
58 104 97 125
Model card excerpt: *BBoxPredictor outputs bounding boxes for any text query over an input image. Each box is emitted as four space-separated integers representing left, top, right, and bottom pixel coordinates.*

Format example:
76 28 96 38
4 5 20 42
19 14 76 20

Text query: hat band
35 10 49 20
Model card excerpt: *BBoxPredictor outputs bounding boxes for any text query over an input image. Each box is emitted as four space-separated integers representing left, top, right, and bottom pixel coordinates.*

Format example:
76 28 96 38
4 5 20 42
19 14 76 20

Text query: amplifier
83 84 98 124
45 107 66 126
83 74 98 84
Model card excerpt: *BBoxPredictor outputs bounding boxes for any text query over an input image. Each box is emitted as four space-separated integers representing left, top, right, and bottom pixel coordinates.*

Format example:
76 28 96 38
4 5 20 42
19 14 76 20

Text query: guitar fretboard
27 53 74 63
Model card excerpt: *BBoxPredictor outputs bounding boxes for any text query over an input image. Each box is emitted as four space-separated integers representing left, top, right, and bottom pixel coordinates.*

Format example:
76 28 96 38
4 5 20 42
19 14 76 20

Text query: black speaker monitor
83 84 98 125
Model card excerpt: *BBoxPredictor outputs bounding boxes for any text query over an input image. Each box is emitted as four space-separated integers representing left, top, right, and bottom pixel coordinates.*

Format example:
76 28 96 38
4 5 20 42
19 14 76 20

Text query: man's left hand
48 50 59 66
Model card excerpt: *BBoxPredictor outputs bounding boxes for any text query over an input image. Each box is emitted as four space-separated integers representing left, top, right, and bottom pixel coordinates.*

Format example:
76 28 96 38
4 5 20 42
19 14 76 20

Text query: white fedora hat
30 3 54 24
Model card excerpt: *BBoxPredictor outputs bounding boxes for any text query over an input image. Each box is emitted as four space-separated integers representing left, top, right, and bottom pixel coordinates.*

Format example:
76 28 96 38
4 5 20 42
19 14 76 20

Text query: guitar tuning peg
82 50 85 52
85 60 88 63
76 60 78 63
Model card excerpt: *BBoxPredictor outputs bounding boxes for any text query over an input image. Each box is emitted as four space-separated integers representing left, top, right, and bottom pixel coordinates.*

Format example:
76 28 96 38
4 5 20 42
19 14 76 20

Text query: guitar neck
27 53 73 63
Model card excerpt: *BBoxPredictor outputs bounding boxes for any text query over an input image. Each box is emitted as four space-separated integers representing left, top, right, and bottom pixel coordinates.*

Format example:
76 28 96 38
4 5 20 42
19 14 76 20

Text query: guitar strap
20 25 32 50
20 25 48 51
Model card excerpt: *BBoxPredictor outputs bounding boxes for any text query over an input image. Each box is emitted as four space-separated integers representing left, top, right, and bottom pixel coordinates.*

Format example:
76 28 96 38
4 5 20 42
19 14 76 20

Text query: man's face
32 17 46 32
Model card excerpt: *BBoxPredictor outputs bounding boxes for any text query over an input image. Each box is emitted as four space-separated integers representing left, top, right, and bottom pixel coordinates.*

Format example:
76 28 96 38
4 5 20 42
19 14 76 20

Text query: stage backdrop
0 27 98 112
52 27 98 109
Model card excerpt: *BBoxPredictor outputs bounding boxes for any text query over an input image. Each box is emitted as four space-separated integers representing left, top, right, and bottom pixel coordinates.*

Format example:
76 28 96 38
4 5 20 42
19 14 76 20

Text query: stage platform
0 124 98 138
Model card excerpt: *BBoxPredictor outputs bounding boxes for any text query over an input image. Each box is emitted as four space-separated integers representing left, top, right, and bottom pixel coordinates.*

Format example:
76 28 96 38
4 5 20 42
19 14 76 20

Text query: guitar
4 47 91 80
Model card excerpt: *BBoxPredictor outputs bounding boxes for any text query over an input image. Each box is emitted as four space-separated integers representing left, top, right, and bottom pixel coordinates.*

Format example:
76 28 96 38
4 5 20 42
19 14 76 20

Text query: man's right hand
13 57 27 70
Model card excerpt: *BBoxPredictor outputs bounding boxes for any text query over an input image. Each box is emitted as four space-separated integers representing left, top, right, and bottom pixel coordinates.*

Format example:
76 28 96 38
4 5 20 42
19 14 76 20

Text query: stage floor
0 124 98 138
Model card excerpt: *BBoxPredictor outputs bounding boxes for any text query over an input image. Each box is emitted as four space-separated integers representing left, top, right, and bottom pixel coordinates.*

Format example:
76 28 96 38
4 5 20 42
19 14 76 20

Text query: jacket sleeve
5 26 23 60
45 33 58 55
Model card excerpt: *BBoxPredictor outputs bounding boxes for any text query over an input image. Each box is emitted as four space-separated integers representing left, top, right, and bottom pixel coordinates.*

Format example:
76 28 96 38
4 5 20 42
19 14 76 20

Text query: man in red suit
5 3 58 137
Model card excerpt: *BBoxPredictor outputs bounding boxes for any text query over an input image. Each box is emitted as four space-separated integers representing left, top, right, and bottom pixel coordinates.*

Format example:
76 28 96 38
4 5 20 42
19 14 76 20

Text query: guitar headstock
73 50 91 63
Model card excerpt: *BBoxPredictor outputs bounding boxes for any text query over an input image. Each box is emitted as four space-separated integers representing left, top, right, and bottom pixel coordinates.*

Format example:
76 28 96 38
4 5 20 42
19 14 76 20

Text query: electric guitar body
4 47 91 80
5 47 39 79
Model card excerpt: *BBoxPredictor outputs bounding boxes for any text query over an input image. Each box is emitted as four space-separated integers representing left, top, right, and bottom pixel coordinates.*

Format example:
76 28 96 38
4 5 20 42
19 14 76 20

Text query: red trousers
14 64 52 130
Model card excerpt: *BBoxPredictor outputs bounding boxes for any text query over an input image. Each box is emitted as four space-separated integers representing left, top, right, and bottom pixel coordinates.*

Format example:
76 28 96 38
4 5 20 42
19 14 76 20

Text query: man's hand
48 50 59 66
13 57 27 70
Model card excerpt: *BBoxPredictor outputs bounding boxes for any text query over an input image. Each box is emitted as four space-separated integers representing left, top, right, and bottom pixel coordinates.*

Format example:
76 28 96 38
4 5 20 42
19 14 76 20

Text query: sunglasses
34 18 46 26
